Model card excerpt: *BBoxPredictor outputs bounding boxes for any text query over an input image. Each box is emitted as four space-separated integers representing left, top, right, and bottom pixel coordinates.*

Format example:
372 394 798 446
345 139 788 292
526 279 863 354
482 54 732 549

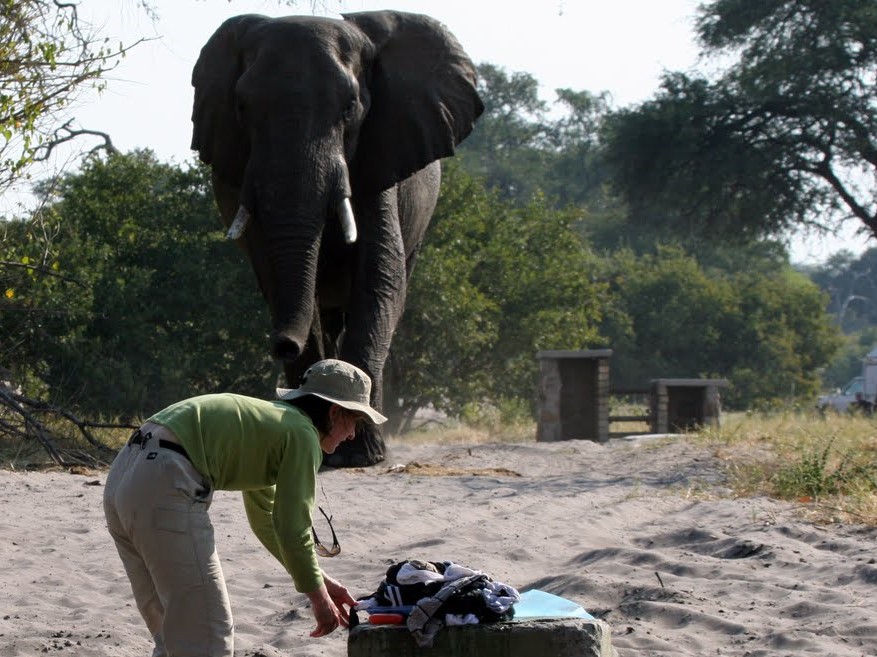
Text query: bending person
103 359 387 656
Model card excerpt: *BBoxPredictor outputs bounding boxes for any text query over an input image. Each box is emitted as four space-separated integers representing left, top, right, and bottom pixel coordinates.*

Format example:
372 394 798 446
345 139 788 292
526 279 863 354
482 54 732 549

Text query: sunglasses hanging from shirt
312 506 341 557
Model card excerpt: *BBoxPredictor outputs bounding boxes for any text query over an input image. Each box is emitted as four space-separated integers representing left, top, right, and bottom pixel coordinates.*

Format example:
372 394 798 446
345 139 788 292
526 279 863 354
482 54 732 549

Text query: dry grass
694 410 877 525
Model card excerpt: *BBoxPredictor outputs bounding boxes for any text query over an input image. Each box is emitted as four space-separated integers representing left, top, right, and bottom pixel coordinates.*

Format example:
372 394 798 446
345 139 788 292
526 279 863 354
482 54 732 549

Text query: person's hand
322 573 356 627
306 584 343 637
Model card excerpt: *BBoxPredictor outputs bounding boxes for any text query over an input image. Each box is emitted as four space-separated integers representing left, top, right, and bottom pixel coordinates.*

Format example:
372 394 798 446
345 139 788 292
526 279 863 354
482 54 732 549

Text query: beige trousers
103 425 234 657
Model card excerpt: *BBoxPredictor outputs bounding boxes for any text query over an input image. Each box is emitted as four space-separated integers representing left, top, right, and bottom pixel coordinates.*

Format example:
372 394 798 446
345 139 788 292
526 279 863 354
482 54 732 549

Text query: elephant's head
190 11 483 369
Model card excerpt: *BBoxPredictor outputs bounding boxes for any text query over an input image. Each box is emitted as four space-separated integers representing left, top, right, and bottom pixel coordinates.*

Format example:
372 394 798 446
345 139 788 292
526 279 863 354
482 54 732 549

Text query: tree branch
811 156 877 233
0 386 133 467
33 119 119 162
0 259 87 287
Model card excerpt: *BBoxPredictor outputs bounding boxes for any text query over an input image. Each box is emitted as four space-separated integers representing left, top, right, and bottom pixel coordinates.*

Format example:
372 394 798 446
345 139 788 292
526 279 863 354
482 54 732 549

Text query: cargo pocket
151 506 204 585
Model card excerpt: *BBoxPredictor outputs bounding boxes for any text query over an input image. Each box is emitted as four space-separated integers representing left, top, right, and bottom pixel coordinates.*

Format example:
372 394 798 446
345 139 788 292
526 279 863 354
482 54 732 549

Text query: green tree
458 64 612 211
6 150 273 416
389 161 608 427
601 246 841 407
601 0 877 241
456 64 553 204
541 87 612 208
728 268 842 405
601 247 738 390
0 206 81 396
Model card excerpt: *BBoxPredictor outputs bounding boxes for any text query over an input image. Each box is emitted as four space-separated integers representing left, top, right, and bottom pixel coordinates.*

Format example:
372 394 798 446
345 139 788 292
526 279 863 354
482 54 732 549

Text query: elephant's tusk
339 197 357 244
226 206 251 240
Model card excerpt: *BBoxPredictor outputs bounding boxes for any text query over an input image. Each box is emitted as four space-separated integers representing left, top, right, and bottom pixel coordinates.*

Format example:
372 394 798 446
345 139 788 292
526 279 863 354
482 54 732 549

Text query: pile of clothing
354 559 521 647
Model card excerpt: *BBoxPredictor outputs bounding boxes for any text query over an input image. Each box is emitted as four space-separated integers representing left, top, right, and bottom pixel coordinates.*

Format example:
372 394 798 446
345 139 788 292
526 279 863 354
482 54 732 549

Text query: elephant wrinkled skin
191 11 483 466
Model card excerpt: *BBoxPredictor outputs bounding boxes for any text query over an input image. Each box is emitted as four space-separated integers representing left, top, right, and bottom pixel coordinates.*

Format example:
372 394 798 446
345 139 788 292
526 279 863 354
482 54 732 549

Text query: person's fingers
310 616 339 637
310 602 344 638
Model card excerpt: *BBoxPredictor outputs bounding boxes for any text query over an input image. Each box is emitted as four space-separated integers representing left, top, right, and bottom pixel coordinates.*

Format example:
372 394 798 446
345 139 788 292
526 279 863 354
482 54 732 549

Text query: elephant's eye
342 98 358 124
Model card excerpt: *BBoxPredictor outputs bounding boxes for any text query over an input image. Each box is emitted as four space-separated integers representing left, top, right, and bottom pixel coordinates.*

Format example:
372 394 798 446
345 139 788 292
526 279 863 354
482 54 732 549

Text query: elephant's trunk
266 216 321 364
250 148 357 364
273 326 309 364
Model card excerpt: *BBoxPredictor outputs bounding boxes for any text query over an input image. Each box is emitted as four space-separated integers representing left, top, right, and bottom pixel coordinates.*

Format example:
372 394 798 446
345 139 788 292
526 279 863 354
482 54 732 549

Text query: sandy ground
1 435 875 656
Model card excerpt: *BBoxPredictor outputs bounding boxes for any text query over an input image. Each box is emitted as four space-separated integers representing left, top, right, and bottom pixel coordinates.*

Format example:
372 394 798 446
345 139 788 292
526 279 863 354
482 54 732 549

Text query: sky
15 0 872 264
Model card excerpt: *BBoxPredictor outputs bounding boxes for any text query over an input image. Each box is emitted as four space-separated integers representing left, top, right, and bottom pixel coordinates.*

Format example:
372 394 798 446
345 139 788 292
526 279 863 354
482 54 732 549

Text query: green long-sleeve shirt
148 393 323 593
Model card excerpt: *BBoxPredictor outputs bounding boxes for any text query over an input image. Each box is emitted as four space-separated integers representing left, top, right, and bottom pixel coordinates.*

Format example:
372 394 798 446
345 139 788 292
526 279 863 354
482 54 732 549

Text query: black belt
129 429 191 461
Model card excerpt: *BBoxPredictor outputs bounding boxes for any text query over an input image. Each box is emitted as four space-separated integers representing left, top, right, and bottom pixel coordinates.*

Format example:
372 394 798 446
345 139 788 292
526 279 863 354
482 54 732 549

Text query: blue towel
511 590 593 620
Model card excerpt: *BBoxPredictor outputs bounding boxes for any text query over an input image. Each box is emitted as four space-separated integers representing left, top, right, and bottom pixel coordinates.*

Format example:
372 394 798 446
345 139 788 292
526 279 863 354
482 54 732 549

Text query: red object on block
368 613 405 625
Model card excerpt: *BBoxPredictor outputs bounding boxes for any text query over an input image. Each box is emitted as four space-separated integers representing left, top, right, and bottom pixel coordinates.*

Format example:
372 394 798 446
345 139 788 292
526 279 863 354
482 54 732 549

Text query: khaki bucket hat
277 359 388 425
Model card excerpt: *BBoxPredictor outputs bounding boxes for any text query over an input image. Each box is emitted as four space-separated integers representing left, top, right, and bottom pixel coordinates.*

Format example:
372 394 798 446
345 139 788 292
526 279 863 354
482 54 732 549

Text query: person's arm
242 417 337 635
243 483 324 593
242 487 284 563
245 482 347 638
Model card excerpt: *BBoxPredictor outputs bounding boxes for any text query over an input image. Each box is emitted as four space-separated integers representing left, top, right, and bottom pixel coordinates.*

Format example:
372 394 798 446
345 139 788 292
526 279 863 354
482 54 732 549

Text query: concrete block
348 617 616 657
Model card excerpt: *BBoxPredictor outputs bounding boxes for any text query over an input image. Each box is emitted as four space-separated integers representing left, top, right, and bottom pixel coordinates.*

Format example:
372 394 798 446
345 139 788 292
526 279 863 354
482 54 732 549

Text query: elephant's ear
343 11 484 193
191 14 266 184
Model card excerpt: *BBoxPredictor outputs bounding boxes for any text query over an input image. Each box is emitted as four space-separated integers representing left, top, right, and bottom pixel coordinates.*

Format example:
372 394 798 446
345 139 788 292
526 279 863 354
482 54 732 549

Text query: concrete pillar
650 379 728 432
537 350 612 443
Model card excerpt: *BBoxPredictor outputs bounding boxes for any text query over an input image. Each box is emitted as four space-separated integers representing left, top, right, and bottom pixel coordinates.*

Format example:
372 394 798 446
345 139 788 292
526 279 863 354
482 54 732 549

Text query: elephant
190 11 483 466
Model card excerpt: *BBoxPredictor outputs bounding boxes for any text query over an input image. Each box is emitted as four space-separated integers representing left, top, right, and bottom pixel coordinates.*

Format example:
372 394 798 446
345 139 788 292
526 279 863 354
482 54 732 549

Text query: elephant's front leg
323 189 406 467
